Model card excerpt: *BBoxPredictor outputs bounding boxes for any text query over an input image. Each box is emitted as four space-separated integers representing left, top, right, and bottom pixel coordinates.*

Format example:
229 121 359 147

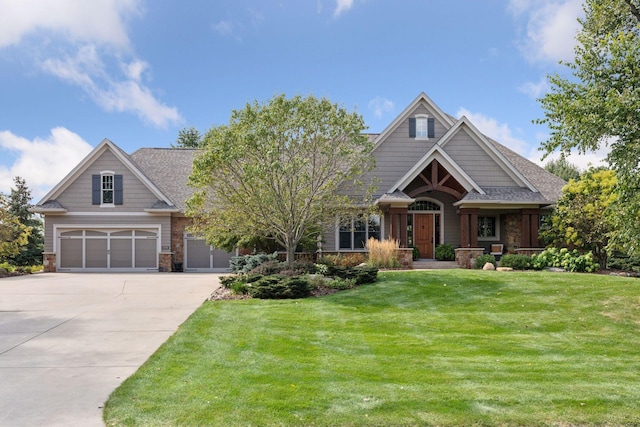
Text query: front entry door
415 214 434 259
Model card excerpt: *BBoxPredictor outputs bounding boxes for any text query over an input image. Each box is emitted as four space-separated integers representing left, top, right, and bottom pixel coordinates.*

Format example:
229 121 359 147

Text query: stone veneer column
158 252 174 272
43 252 56 273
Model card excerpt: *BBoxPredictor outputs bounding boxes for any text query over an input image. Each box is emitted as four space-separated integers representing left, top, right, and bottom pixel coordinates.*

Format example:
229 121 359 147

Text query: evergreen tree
7 177 43 266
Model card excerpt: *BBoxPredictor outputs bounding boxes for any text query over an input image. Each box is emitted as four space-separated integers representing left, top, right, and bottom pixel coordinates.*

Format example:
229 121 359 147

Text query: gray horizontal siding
56 150 160 212
442 130 518 187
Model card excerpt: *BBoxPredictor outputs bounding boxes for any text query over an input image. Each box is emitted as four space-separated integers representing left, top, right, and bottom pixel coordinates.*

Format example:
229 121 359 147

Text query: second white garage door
184 233 232 272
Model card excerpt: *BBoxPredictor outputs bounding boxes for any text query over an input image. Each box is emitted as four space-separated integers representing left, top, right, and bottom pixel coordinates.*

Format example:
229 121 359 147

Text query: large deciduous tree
541 168 617 266
536 0 640 256
187 94 376 265
173 126 203 148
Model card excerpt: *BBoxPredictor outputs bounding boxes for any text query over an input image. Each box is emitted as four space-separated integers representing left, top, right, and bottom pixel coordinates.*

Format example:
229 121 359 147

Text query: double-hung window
409 114 435 139
92 172 123 206
101 174 114 205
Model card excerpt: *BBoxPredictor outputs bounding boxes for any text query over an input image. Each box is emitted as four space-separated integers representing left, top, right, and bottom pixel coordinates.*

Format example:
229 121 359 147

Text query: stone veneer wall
158 252 173 272
397 248 413 269
171 216 191 266
43 252 56 273
503 213 521 252
455 248 484 269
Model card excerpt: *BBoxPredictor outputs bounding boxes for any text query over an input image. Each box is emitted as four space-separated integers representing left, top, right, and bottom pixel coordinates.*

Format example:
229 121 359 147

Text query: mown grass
104 270 640 426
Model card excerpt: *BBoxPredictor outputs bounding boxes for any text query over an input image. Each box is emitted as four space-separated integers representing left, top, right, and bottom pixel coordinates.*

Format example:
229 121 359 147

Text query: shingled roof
129 148 199 212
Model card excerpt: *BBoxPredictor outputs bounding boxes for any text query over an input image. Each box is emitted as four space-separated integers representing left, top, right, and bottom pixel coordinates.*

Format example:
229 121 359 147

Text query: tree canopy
0 193 30 262
186 94 376 264
173 126 203 148
6 177 43 266
544 157 581 181
541 168 617 266
536 0 640 256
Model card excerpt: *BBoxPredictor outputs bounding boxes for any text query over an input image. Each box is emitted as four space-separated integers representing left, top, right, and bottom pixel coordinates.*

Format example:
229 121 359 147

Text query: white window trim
100 170 115 207
477 215 500 241
335 214 382 251
415 114 430 141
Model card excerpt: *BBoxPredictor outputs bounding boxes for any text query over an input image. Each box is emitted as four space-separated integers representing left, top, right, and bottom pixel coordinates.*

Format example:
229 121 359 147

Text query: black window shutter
92 175 100 205
114 174 123 205
409 118 416 138
428 118 435 138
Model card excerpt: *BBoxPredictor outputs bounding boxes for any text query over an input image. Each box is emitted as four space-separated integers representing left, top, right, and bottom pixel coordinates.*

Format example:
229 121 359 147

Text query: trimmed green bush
327 278 357 290
412 246 420 261
499 254 532 270
326 265 378 285
474 254 496 269
435 243 455 261
248 276 311 299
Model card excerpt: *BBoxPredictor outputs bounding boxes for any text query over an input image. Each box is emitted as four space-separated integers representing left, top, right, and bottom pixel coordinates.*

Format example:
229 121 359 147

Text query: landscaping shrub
531 247 599 273
326 265 378 285
366 238 399 269
248 260 286 276
321 253 366 267
327 278 357 290
499 254 532 270
435 243 455 261
607 252 640 272
248 276 311 299
230 252 278 274
412 246 420 261
474 254 496 269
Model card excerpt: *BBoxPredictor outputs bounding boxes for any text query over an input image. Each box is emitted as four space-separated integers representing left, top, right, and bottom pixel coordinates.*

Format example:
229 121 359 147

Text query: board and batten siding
56 150 161 212
441 129 518 187
43 214 171 253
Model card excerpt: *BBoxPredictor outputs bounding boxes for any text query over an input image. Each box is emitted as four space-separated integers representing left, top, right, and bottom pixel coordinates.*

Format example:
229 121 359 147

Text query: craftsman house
33 92 565 272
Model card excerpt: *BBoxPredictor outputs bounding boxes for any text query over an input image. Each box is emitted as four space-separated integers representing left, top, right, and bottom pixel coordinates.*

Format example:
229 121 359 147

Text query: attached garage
56 227 160 272
183 233 232 272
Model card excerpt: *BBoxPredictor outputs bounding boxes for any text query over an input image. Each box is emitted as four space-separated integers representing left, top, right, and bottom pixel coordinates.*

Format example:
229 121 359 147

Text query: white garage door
184 233 232 272
57 228 159 271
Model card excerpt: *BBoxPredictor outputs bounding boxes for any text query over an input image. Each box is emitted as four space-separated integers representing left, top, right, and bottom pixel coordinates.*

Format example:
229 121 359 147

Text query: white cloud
528 134 610 171
457 108 530 157
509 0 584 63
213 20 241 40
334 0 355 17
0 0 142 49
41 45 182 128
0 128 93 200
0 0 181 128
368 96 395 119
519 77 549 99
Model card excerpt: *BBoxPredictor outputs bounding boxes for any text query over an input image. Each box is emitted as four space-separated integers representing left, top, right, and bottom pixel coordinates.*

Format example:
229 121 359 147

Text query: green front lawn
104 270 640 426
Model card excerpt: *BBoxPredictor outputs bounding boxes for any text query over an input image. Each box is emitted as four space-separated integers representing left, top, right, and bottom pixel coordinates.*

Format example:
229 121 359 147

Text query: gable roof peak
372 92 455 150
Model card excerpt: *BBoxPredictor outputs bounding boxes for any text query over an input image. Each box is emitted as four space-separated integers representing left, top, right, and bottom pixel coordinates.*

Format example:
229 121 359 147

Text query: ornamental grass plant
366 238 400 269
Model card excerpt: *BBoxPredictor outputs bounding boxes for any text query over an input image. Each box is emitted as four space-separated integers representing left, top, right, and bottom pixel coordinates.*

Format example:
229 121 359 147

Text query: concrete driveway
0 273 220 427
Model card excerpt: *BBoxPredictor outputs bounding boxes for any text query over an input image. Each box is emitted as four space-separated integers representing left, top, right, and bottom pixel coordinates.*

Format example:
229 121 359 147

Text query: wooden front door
414 214 434 259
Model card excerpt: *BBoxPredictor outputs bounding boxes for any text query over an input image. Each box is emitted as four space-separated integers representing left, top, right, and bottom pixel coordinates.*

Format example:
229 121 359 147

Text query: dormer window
409 115 435 139
92 172 123 206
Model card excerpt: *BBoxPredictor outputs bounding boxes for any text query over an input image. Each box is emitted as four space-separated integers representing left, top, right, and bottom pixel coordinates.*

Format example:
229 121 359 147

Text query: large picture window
339 215 381 250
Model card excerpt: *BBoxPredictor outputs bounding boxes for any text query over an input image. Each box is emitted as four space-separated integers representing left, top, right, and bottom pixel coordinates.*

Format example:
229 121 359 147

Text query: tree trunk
286 244 296 266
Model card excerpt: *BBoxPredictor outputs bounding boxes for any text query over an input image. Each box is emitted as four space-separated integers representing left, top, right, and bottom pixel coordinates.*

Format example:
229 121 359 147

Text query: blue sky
0 0 607 200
